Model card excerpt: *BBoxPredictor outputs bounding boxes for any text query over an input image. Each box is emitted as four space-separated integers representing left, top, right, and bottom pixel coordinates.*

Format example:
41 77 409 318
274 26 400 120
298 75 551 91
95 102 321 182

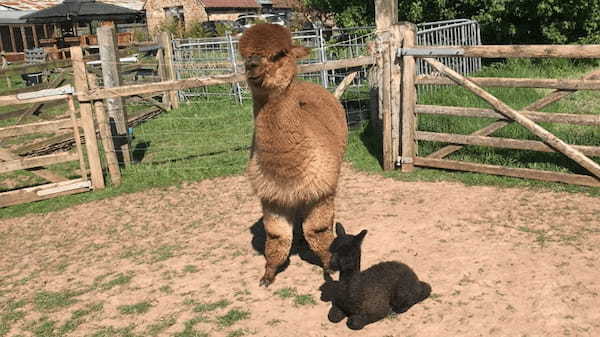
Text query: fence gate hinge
397 47 465 57
16 85 74 100
396 156 414 166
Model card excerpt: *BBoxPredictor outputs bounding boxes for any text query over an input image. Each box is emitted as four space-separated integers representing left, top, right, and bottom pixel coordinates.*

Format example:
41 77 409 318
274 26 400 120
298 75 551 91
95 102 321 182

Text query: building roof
201 0 260 8
22 0 141 24
0 0 143 11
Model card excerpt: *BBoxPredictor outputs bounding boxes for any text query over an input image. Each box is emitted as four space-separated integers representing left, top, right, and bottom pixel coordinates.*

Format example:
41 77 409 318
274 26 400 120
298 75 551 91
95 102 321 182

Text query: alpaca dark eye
270 51 286 62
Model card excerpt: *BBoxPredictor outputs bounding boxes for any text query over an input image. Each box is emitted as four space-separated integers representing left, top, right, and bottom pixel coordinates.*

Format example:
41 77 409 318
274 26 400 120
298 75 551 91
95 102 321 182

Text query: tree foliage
302 0 600 44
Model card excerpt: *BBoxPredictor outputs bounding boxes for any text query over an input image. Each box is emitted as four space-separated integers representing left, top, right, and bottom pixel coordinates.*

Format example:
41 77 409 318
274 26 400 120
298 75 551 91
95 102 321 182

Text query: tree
301 0 600 44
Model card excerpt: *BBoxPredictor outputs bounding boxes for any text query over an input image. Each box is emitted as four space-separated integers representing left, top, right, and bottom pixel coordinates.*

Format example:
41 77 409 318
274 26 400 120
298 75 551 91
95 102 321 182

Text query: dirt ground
1 164 599 337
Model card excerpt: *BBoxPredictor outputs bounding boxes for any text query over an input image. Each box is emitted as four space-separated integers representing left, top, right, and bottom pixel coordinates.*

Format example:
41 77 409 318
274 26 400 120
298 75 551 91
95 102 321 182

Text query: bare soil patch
1 165 599 337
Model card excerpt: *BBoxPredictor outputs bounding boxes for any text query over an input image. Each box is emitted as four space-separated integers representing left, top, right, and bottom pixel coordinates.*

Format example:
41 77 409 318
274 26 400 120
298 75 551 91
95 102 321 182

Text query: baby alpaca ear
290 45 311 59
335 222 346 236
355 229 368 244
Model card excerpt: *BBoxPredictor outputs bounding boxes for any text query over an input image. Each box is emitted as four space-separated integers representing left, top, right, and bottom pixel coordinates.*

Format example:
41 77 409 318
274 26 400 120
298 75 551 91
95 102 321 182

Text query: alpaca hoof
347 316 365 330
259 276 273 288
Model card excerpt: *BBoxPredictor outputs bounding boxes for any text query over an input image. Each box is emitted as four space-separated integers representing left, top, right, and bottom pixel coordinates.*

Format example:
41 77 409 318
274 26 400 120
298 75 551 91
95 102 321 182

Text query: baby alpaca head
239 23 311 92
329 223 367 274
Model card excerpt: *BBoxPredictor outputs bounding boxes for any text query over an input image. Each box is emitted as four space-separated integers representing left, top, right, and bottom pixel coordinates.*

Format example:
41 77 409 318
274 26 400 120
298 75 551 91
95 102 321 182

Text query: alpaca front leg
260 202 293 287
302 195 335 271
327 304 347 323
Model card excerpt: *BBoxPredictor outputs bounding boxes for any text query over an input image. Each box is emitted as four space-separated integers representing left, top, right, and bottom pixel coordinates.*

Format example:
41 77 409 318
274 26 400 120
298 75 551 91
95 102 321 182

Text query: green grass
1 58 599 219
33 290 81 312
117 301 152 315
98 273 134 291
193 299 230 313
216 309 250 327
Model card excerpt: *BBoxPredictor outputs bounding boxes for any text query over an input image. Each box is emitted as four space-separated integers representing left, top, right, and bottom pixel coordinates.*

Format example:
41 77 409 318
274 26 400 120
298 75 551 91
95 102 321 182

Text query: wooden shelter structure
0 10 58 61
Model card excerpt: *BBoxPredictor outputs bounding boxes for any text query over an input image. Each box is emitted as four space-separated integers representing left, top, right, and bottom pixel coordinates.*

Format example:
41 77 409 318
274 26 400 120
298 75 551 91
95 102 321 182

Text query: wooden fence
4 6 600 207
374 0 600 187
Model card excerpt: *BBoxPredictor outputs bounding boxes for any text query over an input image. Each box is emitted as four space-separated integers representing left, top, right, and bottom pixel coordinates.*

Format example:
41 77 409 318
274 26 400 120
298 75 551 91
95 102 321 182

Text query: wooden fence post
375 0 400 171
98 25 131 166
156 39 170 108
399 23 417 172
159 31 180 109
70 46 105 190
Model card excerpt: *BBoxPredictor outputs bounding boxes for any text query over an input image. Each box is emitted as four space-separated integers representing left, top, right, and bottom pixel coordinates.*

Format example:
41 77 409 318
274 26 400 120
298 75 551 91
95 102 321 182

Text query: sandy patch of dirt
1 165 599 337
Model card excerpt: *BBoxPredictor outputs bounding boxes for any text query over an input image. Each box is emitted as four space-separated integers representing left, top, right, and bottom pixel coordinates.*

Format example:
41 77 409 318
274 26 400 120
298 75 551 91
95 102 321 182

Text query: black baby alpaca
319 223 431 330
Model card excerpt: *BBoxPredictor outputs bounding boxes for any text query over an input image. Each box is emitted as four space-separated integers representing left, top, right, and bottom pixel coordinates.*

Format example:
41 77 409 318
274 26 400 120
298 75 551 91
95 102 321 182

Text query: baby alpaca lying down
319 223 431 330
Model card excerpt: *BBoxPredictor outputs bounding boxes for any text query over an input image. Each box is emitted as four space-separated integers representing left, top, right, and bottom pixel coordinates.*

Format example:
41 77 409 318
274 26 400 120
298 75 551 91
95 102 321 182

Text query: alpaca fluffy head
239 23 311 91
329 223 367 273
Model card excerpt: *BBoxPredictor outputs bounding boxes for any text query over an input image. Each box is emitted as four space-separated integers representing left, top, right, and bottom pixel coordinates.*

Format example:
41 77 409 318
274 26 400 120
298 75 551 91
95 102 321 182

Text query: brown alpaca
239 24 348 287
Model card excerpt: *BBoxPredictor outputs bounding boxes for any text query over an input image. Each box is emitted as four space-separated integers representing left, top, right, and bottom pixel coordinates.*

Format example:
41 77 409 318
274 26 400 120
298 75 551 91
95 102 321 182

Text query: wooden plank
0 118 75 139
66 95 88 179
15 75 66 122
20 26 28 50
416 105 600 126
416 75 600 90
160 32 179 109
88 73 121 186
0 178 91 208
459 45 600 59
399 23 417 172
76 56 375 102
0 151 79 174
0 92 69 108
416 131 600 157
8 26 16 53
0 59 72 76
71 46 105 190
156 47 170 107
414 157 600 187
428 68 600 159
0 147 67 183
424 57 600 180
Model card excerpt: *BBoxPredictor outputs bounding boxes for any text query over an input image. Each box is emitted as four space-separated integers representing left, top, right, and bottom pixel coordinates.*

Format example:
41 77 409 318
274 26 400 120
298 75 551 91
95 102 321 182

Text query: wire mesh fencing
171 20 481 125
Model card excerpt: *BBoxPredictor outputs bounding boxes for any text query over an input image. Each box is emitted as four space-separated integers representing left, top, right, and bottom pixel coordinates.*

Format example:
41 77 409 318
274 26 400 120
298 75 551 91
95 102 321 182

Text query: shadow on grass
358 120 383 168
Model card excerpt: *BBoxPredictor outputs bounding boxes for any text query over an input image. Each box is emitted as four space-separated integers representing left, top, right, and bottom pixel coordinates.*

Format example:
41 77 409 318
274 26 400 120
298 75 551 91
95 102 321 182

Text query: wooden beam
459 45 600 59
423 57 600 180
159 31 179 109
399 23 417 172
0 178 91 208
416 75 600 90
0 59 72 76
414 157 600 187
66 95 88 179
32 25 39 48
416 131 600 157
378 30 394 170
0 147 67 183
0 91 69 108
333 71 358 99
0 151 79 174
20 26 28 50
98 25 131 165
8 25 16 53
71 46 105 190
88 73 121 186
76 56 376 102
428 68 600 159
0 118 75 139
375 0 397 30
416 105 600 126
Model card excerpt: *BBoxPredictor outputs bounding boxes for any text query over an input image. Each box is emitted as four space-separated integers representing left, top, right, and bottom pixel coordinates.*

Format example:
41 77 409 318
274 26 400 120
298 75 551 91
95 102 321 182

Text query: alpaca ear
355 229 368 244
289 45 311 59
335 222 346 236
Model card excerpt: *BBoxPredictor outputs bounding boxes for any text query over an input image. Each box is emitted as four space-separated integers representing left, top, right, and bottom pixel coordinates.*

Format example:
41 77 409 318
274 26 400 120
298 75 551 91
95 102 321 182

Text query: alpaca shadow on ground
250 217 323 275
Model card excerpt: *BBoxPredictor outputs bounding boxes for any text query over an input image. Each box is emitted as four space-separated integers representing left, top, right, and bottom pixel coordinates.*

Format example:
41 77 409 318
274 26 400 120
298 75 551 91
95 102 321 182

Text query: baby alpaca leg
302 195 335 270
260 202 293 287
327 304 347 323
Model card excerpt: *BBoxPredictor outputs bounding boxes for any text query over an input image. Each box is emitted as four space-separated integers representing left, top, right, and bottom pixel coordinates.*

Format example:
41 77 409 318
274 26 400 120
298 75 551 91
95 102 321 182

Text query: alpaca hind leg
260 202 293 287
302 195 335 271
